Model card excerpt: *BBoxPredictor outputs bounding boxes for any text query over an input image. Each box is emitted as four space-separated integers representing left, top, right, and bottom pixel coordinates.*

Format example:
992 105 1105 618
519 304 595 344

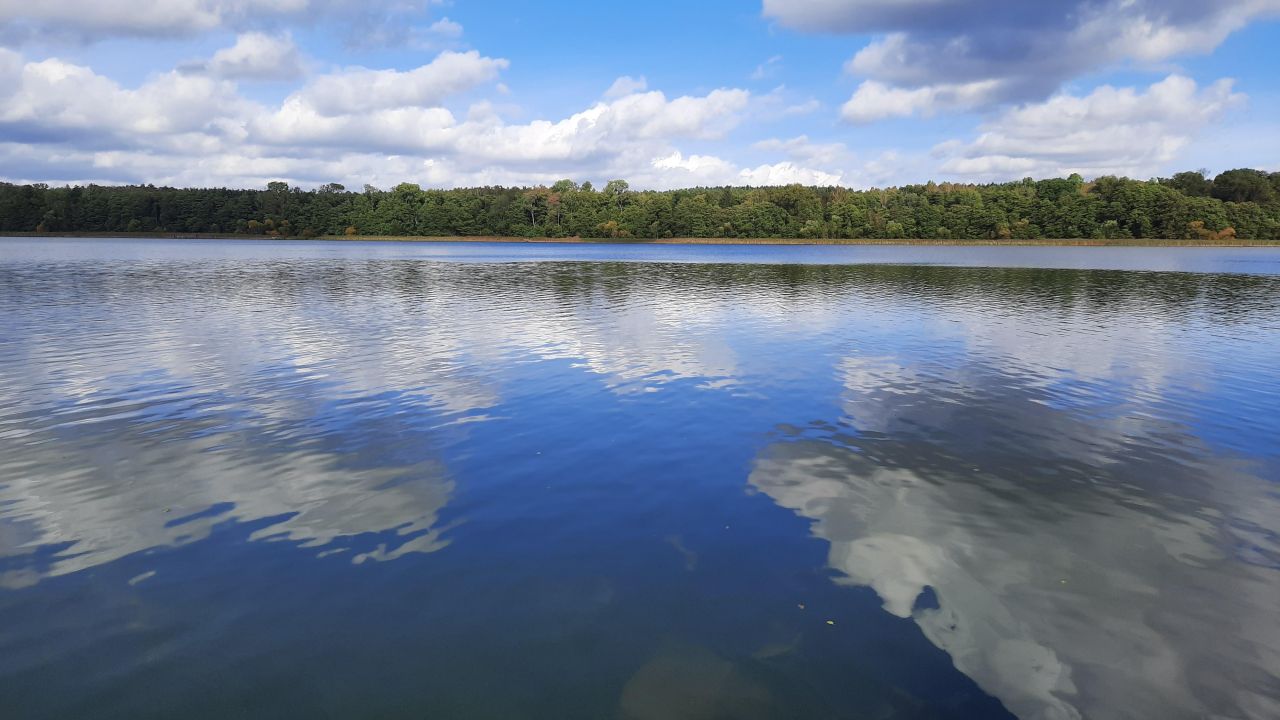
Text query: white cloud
459 87 749 159
299 51 509 116
841 78 1004 122
936 75 1246 180
399 15 465 50
744 137 935 189
0 45 24 91
764 0 1280 119
436 89 751 169
0 47 769 190
0 56 252 145
190 31 304 81
839 81 926 123
753 85 825 122
427 17 462 38
615 89 750 139
739 161 841 186
0 0 446 42
604 75 647 99
0 44 947 191
0 0 260 38
250 103 458 153
248 85 751 167
648 151 841 188
21 41 1242 192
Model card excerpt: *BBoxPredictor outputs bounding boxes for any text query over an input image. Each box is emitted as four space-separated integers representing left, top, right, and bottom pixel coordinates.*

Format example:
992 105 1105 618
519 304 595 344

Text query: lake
1 238 1278 719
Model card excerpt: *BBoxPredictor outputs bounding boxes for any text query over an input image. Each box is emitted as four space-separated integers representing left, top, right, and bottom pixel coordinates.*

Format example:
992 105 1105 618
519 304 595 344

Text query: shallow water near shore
2 238 1279 719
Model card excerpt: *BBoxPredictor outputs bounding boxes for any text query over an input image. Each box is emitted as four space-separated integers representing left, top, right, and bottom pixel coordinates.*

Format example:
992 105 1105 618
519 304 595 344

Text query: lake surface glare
1 239 1279 719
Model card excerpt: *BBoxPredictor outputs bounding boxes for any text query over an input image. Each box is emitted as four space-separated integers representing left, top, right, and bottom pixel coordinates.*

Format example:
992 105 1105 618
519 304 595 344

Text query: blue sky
1 0 1278 189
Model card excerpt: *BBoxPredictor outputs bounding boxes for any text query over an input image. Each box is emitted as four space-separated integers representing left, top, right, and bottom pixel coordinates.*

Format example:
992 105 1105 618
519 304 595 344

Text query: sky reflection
2 241 1279 718
751 356 1280 719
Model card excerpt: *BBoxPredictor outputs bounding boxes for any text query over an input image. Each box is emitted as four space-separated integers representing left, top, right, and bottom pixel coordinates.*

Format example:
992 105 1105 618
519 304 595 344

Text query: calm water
1 239 1278 720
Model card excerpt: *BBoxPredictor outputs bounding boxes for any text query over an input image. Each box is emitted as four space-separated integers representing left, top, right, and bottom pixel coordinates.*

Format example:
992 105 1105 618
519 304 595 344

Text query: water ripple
2 240 1279 719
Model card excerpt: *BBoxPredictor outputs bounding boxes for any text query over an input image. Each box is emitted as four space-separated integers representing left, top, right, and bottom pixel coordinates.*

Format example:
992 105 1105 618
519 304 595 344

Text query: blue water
1 239 1278 719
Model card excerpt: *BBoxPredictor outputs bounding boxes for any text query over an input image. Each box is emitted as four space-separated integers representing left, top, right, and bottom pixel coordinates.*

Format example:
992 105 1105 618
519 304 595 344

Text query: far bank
4 232 1280 248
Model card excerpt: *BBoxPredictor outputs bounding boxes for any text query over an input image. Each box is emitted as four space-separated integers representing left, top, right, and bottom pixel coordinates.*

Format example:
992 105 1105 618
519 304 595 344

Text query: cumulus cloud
0 47 788 190
0 44 904 191
0 0 269 39
647 151 841 187
0 55 252 147
739 161 841 186
841 79 1003 122
745 136 934 189
182 31 304 80
424 88 753 178
298 51 509 116
250 103 458 154
0 0 445 44
249 81 751 162
764 0 1280 118
936 75 1246 180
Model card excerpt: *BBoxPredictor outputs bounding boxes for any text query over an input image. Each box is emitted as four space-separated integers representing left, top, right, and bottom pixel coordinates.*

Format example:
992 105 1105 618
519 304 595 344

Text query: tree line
2 169 1278 240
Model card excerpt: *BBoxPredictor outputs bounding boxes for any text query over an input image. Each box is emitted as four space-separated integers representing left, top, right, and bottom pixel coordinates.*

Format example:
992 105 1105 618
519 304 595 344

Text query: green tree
1163 171 1212 197
1212 169 1275 204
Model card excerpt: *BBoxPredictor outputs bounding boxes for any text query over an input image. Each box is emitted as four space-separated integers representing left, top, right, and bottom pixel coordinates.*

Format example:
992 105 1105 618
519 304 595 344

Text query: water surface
1 239 1278 719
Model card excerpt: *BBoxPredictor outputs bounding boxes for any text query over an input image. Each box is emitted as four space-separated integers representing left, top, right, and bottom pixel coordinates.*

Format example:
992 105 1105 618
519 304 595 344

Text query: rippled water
1 238 1278 719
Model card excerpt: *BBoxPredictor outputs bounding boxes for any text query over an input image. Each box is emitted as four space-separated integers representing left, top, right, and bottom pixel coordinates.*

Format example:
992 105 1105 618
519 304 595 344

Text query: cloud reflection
751 354 1280 719
0 259 756 587
0 393 456 588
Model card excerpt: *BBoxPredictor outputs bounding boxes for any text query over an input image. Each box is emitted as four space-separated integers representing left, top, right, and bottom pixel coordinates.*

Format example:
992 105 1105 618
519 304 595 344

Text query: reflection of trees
504 262 1280 323
9 259 1276 318
749 356 1280 719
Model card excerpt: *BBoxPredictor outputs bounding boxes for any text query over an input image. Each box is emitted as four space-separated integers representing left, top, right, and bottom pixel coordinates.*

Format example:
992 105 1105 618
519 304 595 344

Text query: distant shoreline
3 232 1280 247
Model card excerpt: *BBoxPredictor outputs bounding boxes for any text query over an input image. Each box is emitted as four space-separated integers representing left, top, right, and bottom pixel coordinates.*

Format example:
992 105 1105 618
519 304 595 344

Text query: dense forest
2 169 1279 240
